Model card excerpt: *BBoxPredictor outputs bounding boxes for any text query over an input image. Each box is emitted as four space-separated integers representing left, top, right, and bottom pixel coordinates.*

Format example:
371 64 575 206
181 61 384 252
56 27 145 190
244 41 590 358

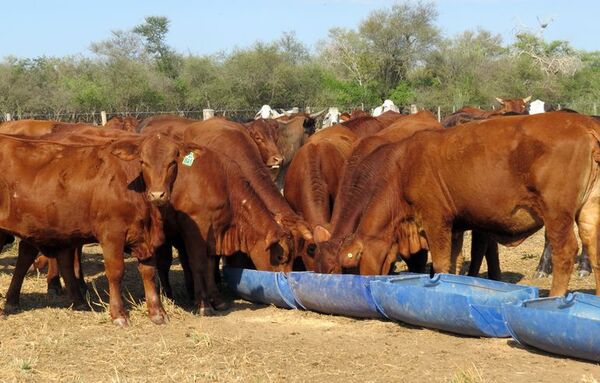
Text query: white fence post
100 111 107 126
4 113 11 122
594 103 597 115
203 109 214 120
437 106 441 122
410 104 418 114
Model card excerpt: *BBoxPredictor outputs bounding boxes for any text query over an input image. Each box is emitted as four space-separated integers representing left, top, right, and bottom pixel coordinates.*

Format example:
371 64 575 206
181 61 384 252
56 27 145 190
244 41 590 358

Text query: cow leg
46 257 63 295
577 198 600 294
450 232 464 275
546 216 578 297
183 239 215 316
534 232 553 278
5 240 39 311
99 240 129 327
138 256 168 325
176 245 195 301
206 255 229 311
468 231 487 277
485 238 501 281
422 221 453 275
577 247 591 277
155 244 174 299
73 246 88 295
54 248 87 310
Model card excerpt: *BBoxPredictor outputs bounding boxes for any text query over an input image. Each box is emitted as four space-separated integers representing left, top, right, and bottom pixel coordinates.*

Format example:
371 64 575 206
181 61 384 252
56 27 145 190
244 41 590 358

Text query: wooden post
305 106 311 114
178 111 185 117
100 111 107 126
4 113 11 121
437 106 441 122
203 108 214 120
410 104 418 114
594 103 597 115
452 105 456 113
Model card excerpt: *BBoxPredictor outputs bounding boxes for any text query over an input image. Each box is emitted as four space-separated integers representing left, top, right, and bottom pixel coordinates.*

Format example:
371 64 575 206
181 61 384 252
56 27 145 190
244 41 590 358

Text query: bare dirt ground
0 230 599 383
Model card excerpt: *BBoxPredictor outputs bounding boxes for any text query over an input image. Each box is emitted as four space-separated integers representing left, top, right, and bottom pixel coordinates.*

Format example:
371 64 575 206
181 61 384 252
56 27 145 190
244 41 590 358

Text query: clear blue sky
1 0 598 58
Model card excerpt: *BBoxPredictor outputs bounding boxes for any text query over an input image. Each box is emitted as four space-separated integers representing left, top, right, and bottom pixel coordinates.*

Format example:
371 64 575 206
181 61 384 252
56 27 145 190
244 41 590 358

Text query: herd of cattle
0 96 599 327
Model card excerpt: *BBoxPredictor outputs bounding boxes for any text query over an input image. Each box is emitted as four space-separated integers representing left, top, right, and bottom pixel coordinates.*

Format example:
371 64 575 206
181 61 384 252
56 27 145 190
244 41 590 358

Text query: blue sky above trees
2 0 598 58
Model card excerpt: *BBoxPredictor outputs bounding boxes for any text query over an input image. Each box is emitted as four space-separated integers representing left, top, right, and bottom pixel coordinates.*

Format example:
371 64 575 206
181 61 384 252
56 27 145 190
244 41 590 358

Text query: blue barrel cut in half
503 292 600 362
288 272 411 318
223 268 298 309
370 274 539 337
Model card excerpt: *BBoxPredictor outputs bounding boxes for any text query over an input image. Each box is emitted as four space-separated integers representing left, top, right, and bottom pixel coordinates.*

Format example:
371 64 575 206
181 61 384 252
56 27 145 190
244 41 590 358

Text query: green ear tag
182 152 195 167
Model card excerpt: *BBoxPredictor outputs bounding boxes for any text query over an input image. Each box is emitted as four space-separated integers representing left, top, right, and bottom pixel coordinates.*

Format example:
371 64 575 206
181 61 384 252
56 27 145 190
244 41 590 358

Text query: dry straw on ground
0 231 598 383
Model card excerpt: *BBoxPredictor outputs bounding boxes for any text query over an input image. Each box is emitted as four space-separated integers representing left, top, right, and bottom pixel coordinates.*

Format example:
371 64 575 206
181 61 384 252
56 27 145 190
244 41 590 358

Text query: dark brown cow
328 112 600 297
157 146 295 313
314 111 442 275
0 133 186 325
442 97 531 128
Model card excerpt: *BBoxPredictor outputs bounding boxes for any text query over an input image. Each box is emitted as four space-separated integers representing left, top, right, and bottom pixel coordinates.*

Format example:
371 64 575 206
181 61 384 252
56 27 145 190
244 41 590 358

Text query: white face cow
321 107 341 129
255 105 283 120
372 99 399 117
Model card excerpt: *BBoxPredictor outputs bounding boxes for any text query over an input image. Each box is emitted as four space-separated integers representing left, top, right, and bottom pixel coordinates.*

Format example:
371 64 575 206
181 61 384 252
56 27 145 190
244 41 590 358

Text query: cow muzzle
147 191 168 205
267 156 283 169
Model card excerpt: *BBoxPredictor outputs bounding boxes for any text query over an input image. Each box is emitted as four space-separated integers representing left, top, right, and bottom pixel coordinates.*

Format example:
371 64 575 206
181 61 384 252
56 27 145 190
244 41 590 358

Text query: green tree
133 16 181 79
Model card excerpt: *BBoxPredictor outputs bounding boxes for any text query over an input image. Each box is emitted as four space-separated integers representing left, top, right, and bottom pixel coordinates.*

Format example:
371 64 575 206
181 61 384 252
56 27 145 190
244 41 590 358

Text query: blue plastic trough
503 292 600 362
287 272 409 318
223 268 298 309
370 274 539 337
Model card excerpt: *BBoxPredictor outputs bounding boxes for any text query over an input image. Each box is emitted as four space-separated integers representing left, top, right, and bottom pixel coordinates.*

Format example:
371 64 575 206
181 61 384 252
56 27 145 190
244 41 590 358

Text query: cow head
495 96 532 114
110 133 187 206
245 119 284 172
246 228 294 272
322 107 341 129
314 238 344 274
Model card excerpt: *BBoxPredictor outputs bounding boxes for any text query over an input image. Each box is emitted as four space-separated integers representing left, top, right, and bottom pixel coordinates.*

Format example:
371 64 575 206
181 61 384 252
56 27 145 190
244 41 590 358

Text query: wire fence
2 102 598 123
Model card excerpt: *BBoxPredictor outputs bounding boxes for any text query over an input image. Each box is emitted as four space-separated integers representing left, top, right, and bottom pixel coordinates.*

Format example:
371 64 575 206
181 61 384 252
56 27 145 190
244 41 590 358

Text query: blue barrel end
503 293 600 362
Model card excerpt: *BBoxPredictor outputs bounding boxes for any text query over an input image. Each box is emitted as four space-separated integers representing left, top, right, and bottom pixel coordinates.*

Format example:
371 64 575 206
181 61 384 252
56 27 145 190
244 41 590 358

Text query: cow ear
495 97 504 105
341 240 363 268
264 230 280 251
314 225 331 242
523 95 532 103
181 143 205 158
110 139 140 161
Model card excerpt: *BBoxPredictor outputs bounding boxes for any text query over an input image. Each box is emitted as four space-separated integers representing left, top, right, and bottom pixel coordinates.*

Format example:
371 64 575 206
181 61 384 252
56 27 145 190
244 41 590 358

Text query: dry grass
0 232 599 382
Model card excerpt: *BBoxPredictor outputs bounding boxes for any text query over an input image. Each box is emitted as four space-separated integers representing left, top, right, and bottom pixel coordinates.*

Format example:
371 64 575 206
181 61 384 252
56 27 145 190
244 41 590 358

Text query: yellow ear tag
182 152 195 167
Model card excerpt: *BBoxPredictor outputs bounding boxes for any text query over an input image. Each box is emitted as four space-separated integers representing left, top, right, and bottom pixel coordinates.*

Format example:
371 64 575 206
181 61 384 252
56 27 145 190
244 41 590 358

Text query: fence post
100 111 107 126
594 103 597 115
203 109 215 120
410 104 418 114
178 111 185 117
305 106 311 114
437 106 441 122
452 105 456 113
4 113 11 122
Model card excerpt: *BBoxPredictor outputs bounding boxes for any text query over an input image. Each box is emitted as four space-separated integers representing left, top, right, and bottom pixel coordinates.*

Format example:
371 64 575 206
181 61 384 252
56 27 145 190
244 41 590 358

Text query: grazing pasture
0 231 598 383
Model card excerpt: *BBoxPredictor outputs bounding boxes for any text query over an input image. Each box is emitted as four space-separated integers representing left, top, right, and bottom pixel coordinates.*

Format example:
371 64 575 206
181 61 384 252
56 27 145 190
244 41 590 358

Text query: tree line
1 2 598 120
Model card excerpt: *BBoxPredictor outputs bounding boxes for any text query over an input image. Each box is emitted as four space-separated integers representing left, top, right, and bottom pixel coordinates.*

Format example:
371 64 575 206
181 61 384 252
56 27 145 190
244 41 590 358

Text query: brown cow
313 111 442 275
0 132 186 326
140 114 284 175
157 146 295 313
105 116 140 132
330 112 600 297
283 125 358 270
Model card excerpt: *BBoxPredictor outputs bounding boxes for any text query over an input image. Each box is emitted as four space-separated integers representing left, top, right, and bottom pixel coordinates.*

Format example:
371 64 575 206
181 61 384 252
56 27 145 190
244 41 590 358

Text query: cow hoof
212 299 230 312
73 302 90 311
196 305 216 317
112 317 130 328
578 270 591 278
150 312 169 325
47 286 64 297
3 302 20 314
533 271 549 279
